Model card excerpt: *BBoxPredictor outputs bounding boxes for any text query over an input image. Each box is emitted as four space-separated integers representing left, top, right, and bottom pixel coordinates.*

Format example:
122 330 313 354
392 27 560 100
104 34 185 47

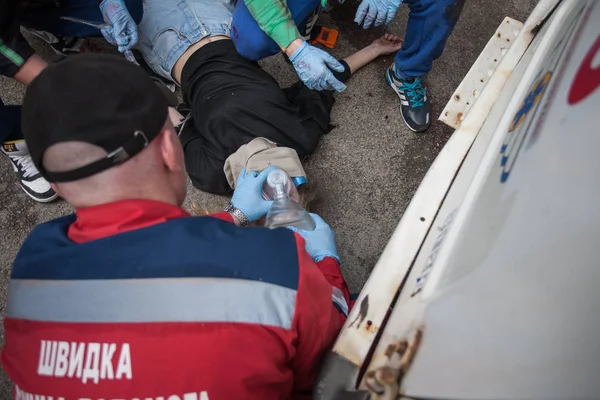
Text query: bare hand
371 33 403 56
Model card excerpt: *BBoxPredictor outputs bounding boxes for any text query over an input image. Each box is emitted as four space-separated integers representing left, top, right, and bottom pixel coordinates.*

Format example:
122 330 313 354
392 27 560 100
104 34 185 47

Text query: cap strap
43 131 150 183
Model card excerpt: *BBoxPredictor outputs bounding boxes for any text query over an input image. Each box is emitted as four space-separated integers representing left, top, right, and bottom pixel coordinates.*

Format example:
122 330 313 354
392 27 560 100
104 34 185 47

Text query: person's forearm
342 44 382 76
244 0 302 50
285 38 304 57
13 54 47 85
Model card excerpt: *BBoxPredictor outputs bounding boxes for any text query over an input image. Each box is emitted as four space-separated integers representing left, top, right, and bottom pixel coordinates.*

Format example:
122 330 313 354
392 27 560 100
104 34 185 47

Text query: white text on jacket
15 385 210 400
37 341 132 384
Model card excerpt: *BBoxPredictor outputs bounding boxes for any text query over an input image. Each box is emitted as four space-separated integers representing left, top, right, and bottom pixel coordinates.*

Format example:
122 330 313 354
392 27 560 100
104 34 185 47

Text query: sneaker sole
385 69 428 133
25 28 81 55
19 184 59 203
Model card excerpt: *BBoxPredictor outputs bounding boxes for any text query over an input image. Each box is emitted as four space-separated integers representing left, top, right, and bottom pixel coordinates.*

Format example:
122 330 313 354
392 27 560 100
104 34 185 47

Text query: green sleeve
244 0 302 50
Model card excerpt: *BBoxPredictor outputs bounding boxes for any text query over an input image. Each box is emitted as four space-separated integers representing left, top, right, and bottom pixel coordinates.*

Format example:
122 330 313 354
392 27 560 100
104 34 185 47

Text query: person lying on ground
1 54 350 400
136 0 402 194
0 0 141 202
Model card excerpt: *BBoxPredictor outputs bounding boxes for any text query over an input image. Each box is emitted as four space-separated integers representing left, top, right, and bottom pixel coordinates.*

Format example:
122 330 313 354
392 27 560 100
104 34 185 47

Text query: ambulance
316 0 600 398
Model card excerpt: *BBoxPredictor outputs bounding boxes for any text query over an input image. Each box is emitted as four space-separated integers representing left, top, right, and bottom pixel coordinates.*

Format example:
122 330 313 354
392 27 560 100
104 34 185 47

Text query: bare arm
342 33 403 75
13 54 47 85
342 45 382 75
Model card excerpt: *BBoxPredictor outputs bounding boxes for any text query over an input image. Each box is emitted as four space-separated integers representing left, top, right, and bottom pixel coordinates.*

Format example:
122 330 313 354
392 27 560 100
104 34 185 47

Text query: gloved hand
100 0 139 53
354 0 402 29
288 213 340 262
289 41 347 92
231 167 278 222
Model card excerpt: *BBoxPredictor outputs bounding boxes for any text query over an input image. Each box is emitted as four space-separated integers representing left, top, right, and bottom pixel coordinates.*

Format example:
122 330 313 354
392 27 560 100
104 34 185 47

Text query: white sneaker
1 140 58 203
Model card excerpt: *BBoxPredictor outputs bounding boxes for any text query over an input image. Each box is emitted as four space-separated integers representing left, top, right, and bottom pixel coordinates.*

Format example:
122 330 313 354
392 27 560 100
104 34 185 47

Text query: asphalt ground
0 0 536 395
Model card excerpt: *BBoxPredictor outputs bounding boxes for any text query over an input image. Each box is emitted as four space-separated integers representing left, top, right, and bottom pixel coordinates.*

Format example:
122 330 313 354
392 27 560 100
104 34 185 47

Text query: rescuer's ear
157 120 185 175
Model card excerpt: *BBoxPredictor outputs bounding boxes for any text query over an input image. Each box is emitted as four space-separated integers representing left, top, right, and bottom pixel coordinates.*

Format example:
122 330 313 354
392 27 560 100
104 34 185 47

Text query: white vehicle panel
400 1 600 399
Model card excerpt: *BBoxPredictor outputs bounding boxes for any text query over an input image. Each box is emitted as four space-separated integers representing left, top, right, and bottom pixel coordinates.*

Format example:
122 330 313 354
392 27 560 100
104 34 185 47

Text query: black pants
0 99 22 143
179 40 350 195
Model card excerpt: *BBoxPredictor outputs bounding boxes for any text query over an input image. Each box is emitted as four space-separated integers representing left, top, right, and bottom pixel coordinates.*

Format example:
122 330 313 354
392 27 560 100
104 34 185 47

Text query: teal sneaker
386 63 431 132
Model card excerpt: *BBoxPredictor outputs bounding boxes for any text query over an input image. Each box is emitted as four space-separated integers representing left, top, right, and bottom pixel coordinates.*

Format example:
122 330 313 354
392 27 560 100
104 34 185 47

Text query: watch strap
224 203 249 227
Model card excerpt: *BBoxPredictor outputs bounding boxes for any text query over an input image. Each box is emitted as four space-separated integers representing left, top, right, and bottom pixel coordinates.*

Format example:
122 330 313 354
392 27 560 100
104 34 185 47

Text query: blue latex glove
100 0 139 53
354 0 402 29
288 213 340 262
289 41 347 92
231 167 278 222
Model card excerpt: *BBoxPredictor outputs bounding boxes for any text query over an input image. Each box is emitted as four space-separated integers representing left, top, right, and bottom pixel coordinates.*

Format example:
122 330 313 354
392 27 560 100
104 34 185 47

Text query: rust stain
384 339 408 359
378 366 398 384
456 112 464 125
396 339 408 356
399 328 424 377
364 319 378 334
364 370 385 397
454 94 460 101
364 328 425 398
384 344 395 359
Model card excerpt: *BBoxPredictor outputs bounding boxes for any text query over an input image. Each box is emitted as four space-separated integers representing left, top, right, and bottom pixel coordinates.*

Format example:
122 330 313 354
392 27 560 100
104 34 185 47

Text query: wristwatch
224 203 250 227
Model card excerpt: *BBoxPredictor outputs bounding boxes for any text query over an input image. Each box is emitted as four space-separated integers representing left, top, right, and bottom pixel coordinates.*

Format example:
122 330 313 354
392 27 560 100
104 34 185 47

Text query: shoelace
402 77 427 108
12 153 40 179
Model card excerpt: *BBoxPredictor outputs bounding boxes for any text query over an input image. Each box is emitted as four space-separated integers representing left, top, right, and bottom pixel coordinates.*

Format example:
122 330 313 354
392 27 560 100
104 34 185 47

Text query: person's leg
0 100 22 143
231 0 321 61
387 0 465 132
0 99 58 202
394 0 464 77
21 0 143 38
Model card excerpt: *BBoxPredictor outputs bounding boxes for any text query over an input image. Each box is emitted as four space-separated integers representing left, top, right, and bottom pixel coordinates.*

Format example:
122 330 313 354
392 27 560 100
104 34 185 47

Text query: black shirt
179 39 349 195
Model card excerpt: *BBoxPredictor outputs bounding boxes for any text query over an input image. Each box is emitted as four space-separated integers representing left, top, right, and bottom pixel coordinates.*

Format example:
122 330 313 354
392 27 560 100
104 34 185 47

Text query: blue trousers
395 0 465 78
231 0 320 61
19 0 143 38
231 0 464 77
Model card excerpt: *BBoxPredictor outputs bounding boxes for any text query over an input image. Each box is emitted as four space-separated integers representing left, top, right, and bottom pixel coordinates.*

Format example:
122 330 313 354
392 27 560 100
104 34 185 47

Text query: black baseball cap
22 53 169 183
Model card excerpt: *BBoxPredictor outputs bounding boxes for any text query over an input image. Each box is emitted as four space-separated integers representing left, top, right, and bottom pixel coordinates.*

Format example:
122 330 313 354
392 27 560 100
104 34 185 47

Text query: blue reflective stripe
13 216 301 290
7 278 297 328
